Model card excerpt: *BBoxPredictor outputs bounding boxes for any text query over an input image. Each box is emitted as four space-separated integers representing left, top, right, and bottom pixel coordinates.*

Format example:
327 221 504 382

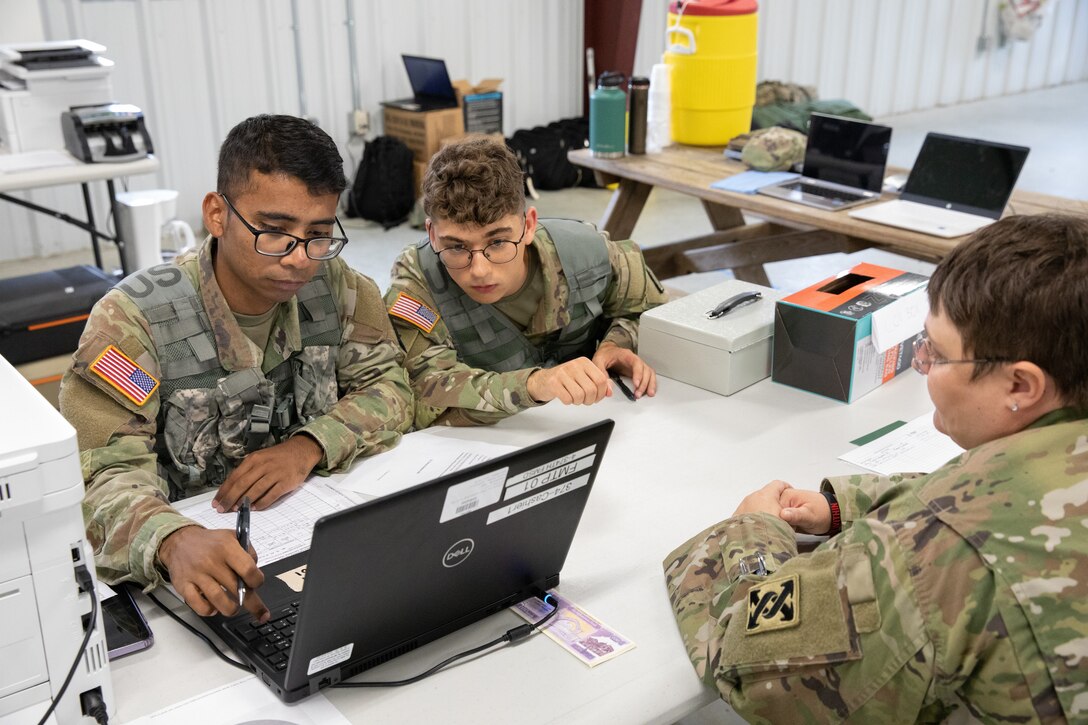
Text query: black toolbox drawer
0 265 117 365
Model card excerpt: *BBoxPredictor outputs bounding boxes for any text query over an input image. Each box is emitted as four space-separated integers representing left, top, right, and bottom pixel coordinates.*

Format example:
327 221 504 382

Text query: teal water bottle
590 71 627 158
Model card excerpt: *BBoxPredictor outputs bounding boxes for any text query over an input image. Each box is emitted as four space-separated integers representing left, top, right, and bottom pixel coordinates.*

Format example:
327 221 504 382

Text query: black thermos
628 76 649 155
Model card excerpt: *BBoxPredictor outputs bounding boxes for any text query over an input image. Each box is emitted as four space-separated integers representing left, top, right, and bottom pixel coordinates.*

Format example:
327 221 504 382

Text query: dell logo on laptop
443 538 475 567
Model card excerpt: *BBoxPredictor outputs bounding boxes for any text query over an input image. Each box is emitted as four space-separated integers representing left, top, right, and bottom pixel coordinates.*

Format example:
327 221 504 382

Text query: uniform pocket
294 346 338 422
162 387 220 471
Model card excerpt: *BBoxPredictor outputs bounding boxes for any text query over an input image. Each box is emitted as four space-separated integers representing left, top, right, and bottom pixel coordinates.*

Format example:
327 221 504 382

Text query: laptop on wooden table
209 420 614 702
849 132 1030 238
758 113 892 211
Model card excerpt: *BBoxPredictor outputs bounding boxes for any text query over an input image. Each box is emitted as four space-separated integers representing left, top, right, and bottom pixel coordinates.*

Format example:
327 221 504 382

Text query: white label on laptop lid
504 453 597 499
505 445 596 487
439 467 508 523
308 642 353 676
487 473 591 525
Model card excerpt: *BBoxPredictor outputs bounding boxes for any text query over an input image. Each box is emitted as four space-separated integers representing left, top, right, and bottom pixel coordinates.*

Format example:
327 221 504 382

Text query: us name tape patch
746 574 800 634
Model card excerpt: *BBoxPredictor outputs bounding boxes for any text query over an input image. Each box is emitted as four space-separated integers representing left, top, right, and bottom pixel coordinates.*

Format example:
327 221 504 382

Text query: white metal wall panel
4 0 1086 263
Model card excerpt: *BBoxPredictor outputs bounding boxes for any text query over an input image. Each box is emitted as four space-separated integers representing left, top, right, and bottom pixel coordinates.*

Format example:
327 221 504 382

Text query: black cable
145 590 253 673
336 592 560 689
37 565 100 725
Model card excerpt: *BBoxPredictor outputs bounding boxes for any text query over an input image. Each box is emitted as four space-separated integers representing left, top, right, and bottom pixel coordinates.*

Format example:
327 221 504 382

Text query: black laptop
759 113 893 211
212 420 614 702
381 55 459 111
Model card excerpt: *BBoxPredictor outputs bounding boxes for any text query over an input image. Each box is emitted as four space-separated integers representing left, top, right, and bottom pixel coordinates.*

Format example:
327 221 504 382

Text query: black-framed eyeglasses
219 193 349 261
911 335 1005 376
432 215 527 270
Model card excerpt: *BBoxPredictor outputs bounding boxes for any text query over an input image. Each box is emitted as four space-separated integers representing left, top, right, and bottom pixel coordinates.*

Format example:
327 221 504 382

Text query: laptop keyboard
230 601 300 671
796 182 867 203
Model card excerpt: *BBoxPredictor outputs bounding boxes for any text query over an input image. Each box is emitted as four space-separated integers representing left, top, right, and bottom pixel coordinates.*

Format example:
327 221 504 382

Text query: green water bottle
590 72 626 158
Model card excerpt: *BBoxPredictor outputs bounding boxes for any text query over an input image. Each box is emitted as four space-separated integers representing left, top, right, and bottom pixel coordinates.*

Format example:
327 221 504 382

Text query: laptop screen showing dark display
901 133 1030 218
802 114 892 192
403 54 456 100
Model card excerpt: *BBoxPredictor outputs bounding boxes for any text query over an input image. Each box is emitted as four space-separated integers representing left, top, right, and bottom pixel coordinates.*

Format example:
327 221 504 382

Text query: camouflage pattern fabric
741 126 807 172
60 238 413 588
755 80 818 107
664 408 1088 723
385 224 667 428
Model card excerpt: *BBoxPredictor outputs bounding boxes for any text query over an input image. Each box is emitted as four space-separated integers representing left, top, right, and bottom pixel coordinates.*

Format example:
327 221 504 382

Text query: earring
1010 402 1019 412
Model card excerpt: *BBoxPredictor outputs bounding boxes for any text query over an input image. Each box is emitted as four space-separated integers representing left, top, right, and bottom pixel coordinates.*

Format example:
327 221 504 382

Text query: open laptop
212 420 614 702
381 55 459 111
849 133 1030 238
758 113 892 211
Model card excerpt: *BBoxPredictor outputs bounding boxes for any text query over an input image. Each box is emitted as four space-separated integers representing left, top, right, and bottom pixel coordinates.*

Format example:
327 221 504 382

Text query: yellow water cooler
664 0 759 146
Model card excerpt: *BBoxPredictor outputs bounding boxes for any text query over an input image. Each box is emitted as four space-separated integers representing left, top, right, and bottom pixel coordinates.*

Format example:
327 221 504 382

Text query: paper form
336 429 518 499
839 411 964 475
174 481 359 566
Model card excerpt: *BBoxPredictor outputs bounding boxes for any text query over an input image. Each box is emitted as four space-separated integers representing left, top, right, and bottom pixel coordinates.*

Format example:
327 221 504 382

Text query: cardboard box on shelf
452 78 503 135
383 106 464 162
772 263 929 403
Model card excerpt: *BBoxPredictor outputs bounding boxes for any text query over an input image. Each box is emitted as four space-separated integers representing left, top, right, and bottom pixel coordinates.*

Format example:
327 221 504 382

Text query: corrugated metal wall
4 0 1087 263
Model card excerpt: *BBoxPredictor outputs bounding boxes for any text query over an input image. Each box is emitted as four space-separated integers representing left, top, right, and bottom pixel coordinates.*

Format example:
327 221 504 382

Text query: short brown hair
928 213 1088 409
422 137 524 225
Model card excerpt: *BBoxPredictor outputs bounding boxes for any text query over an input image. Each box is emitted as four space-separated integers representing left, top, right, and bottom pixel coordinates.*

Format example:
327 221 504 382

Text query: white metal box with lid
638 279 783 396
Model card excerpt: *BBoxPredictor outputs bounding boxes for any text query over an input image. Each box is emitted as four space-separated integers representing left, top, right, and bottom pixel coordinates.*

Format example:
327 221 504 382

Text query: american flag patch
389 292 440 333
90 345 159 406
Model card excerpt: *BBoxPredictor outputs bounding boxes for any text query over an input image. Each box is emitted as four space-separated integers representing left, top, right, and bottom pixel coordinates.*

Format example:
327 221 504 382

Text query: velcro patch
89 344 159 406
388 292 440 333
746 574 800 634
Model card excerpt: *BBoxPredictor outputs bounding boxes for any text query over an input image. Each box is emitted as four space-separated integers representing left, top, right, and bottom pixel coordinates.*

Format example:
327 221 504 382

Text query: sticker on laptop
487 474 591 525
504 453 596 499
308 642 354 676
275 565 307 593
504 445 595 494
439 467 508 523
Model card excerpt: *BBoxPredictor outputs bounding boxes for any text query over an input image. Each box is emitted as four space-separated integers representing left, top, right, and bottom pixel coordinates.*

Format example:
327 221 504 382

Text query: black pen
609 373 638 402
235 496 251 608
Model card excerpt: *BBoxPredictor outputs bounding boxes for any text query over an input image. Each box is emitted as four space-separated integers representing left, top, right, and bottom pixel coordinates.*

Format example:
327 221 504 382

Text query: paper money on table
512 591 636 667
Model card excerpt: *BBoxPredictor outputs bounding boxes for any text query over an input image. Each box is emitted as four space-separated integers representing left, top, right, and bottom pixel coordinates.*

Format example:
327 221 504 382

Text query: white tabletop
109 371 935 724
0 152 159 192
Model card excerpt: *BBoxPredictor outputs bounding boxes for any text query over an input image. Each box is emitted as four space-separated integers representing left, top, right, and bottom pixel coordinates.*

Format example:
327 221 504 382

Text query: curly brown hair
422 136 524 226
928 213 1088 409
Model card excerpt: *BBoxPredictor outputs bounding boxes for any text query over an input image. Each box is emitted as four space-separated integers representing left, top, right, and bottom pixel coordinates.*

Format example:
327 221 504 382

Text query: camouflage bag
740 127 807 172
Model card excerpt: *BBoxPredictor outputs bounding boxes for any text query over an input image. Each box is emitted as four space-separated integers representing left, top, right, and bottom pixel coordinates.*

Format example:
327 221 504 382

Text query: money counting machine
61 103 154 163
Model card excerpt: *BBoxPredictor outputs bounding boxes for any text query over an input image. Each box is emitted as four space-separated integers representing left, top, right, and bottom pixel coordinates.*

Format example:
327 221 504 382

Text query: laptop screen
402 54 456 100
802 114 892 192
901 133 1030 218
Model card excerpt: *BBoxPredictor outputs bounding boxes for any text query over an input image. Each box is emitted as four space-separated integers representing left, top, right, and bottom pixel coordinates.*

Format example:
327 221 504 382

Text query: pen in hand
235 496 251 608
609 372 638 402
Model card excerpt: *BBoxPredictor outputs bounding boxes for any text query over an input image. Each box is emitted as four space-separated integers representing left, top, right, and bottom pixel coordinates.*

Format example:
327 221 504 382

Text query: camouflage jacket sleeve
599 237 668 351
298 263 413 469
385 245 542 429
59 290 198 589
820 472 927 527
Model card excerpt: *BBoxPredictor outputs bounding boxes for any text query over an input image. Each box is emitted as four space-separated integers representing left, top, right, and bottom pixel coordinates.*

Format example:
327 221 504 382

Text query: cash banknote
512 591 635 667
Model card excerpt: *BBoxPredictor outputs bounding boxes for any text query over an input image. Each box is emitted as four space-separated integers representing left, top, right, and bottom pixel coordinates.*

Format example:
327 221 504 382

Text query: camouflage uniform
60 239 413 588
385 223 667 428
664 408 1088 723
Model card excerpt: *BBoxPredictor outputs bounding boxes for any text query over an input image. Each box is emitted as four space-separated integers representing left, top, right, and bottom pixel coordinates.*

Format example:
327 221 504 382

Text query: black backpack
346 136 414 229
506 116 597 192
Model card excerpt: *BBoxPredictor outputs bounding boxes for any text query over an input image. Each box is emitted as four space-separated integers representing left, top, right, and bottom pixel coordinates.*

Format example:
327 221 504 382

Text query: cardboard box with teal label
772 263 929 402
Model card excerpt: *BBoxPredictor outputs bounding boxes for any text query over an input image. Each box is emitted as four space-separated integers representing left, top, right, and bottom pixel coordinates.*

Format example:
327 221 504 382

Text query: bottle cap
598 71 626 88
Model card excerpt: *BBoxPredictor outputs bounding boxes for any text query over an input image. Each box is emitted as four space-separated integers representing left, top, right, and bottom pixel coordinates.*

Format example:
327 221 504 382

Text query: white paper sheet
839 411 964 475
336 430 518 498
174 481 360 566
122 674 350 725
870 291 928 353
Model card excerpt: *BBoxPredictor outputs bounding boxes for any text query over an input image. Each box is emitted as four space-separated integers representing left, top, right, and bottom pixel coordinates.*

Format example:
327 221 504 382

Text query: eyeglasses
911 335 1005 376
432 216 527 270
219 193 349 261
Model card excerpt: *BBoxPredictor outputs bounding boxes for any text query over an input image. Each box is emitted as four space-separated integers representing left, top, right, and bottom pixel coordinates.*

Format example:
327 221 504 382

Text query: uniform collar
199 238 303 371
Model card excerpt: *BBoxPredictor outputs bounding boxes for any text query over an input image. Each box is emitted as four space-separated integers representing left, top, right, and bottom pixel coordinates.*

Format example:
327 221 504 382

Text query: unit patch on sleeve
389 292 440 333
90 344 160 406
746 574 800 634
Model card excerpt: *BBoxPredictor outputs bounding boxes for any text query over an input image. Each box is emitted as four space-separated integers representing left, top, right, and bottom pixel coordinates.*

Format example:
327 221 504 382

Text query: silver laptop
849 133 1030 238
758 113 892 211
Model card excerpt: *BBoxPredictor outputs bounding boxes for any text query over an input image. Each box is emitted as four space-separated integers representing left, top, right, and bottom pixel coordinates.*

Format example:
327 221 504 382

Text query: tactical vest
417 218 611 372
921 414 1088 721
115 261 342 498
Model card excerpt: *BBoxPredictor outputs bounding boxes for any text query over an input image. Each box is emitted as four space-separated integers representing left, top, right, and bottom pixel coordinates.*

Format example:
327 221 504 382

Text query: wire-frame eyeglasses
219 193 349 261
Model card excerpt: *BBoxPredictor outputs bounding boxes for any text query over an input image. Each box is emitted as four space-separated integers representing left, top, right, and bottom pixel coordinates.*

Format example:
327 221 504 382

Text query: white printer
0 39 114 154
0 354 114 724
